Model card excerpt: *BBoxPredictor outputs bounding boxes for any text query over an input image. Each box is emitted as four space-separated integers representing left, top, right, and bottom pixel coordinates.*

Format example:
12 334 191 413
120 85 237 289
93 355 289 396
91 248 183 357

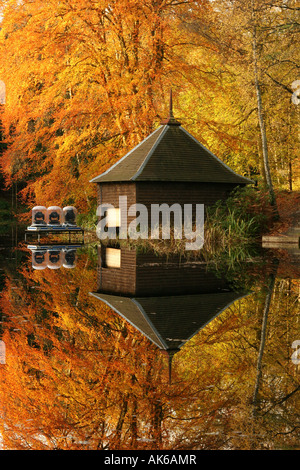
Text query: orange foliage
0 0 215 211
0 245 299 450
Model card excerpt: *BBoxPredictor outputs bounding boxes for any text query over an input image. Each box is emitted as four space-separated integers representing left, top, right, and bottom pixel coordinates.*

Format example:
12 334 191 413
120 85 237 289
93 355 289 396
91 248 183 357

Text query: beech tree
182 0 299 194
0 0 216 210
0 0 298 212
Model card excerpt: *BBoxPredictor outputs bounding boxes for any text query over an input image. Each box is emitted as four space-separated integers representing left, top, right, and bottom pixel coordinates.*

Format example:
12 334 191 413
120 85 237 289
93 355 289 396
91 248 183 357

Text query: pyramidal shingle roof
89 291 249 353
90 116 253 185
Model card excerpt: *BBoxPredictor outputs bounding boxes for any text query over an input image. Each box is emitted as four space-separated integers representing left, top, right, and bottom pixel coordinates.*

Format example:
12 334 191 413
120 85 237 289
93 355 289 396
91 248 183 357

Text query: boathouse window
106 208 121 228
104 247 121 268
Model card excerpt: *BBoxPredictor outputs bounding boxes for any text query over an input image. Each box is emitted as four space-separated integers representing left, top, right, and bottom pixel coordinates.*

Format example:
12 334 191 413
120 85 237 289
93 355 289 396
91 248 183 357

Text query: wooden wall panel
97 245 137 295
97 182 137 226
97 248 230 297
135 253 230 296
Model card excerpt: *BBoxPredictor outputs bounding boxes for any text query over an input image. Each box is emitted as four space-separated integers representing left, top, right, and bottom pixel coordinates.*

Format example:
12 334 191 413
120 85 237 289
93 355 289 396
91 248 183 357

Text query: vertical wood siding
97 248 230 296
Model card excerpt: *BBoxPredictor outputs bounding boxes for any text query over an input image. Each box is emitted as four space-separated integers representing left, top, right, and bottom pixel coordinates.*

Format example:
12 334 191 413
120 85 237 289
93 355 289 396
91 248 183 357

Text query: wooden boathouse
90 94 253 229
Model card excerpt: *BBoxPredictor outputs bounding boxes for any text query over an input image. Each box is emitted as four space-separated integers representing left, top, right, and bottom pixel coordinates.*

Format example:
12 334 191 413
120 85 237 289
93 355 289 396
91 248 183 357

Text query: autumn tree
0 0 216 212
178 0 299 198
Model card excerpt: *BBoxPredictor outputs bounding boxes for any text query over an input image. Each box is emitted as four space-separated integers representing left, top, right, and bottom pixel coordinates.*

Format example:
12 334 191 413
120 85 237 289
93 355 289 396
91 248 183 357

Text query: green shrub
206 186 273 238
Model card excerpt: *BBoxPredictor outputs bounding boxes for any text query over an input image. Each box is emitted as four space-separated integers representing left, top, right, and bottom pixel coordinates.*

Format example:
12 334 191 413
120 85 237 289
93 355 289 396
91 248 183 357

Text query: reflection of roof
90 291 249 353
90 124 253 184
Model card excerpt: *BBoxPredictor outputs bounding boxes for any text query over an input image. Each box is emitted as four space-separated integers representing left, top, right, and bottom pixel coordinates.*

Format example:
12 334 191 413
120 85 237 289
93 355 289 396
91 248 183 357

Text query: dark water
0 228 299 451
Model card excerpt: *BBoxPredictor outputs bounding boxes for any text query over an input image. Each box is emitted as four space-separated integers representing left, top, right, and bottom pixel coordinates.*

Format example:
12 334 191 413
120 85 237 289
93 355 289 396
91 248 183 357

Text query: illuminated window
106 208 120 228
105 248 121 268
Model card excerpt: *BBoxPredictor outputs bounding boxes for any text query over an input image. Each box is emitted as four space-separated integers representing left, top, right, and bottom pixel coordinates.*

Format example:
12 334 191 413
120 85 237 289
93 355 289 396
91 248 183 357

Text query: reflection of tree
248 269 300 450
252 268 277 415
0 254 299 450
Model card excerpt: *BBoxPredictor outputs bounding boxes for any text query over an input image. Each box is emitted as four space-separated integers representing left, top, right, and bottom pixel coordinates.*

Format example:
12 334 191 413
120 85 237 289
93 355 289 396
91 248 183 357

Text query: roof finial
161 88 181 126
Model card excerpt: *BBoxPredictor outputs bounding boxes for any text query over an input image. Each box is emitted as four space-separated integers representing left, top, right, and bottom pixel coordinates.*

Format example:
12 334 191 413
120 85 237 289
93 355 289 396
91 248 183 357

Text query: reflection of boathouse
90 246 249 370
90 94 253 230
96 245 231 296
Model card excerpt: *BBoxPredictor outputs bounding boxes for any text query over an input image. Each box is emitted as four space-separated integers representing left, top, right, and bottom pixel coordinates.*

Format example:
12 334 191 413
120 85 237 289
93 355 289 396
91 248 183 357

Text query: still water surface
0 230 299 450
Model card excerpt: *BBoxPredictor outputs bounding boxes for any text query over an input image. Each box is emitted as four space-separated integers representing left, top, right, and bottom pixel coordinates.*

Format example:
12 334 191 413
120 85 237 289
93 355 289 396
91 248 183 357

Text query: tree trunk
251 1 279 217
288 160 293 191
151 399 163 449
252 267 277 415
114 395 128 448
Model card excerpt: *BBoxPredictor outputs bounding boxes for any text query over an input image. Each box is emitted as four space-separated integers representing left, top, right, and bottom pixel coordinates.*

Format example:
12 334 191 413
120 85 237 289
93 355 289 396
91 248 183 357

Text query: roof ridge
89 125 164 183
90 292 166 350
132 125 169 181
90 122 254 184
180 127 253 184
131 298 167 349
